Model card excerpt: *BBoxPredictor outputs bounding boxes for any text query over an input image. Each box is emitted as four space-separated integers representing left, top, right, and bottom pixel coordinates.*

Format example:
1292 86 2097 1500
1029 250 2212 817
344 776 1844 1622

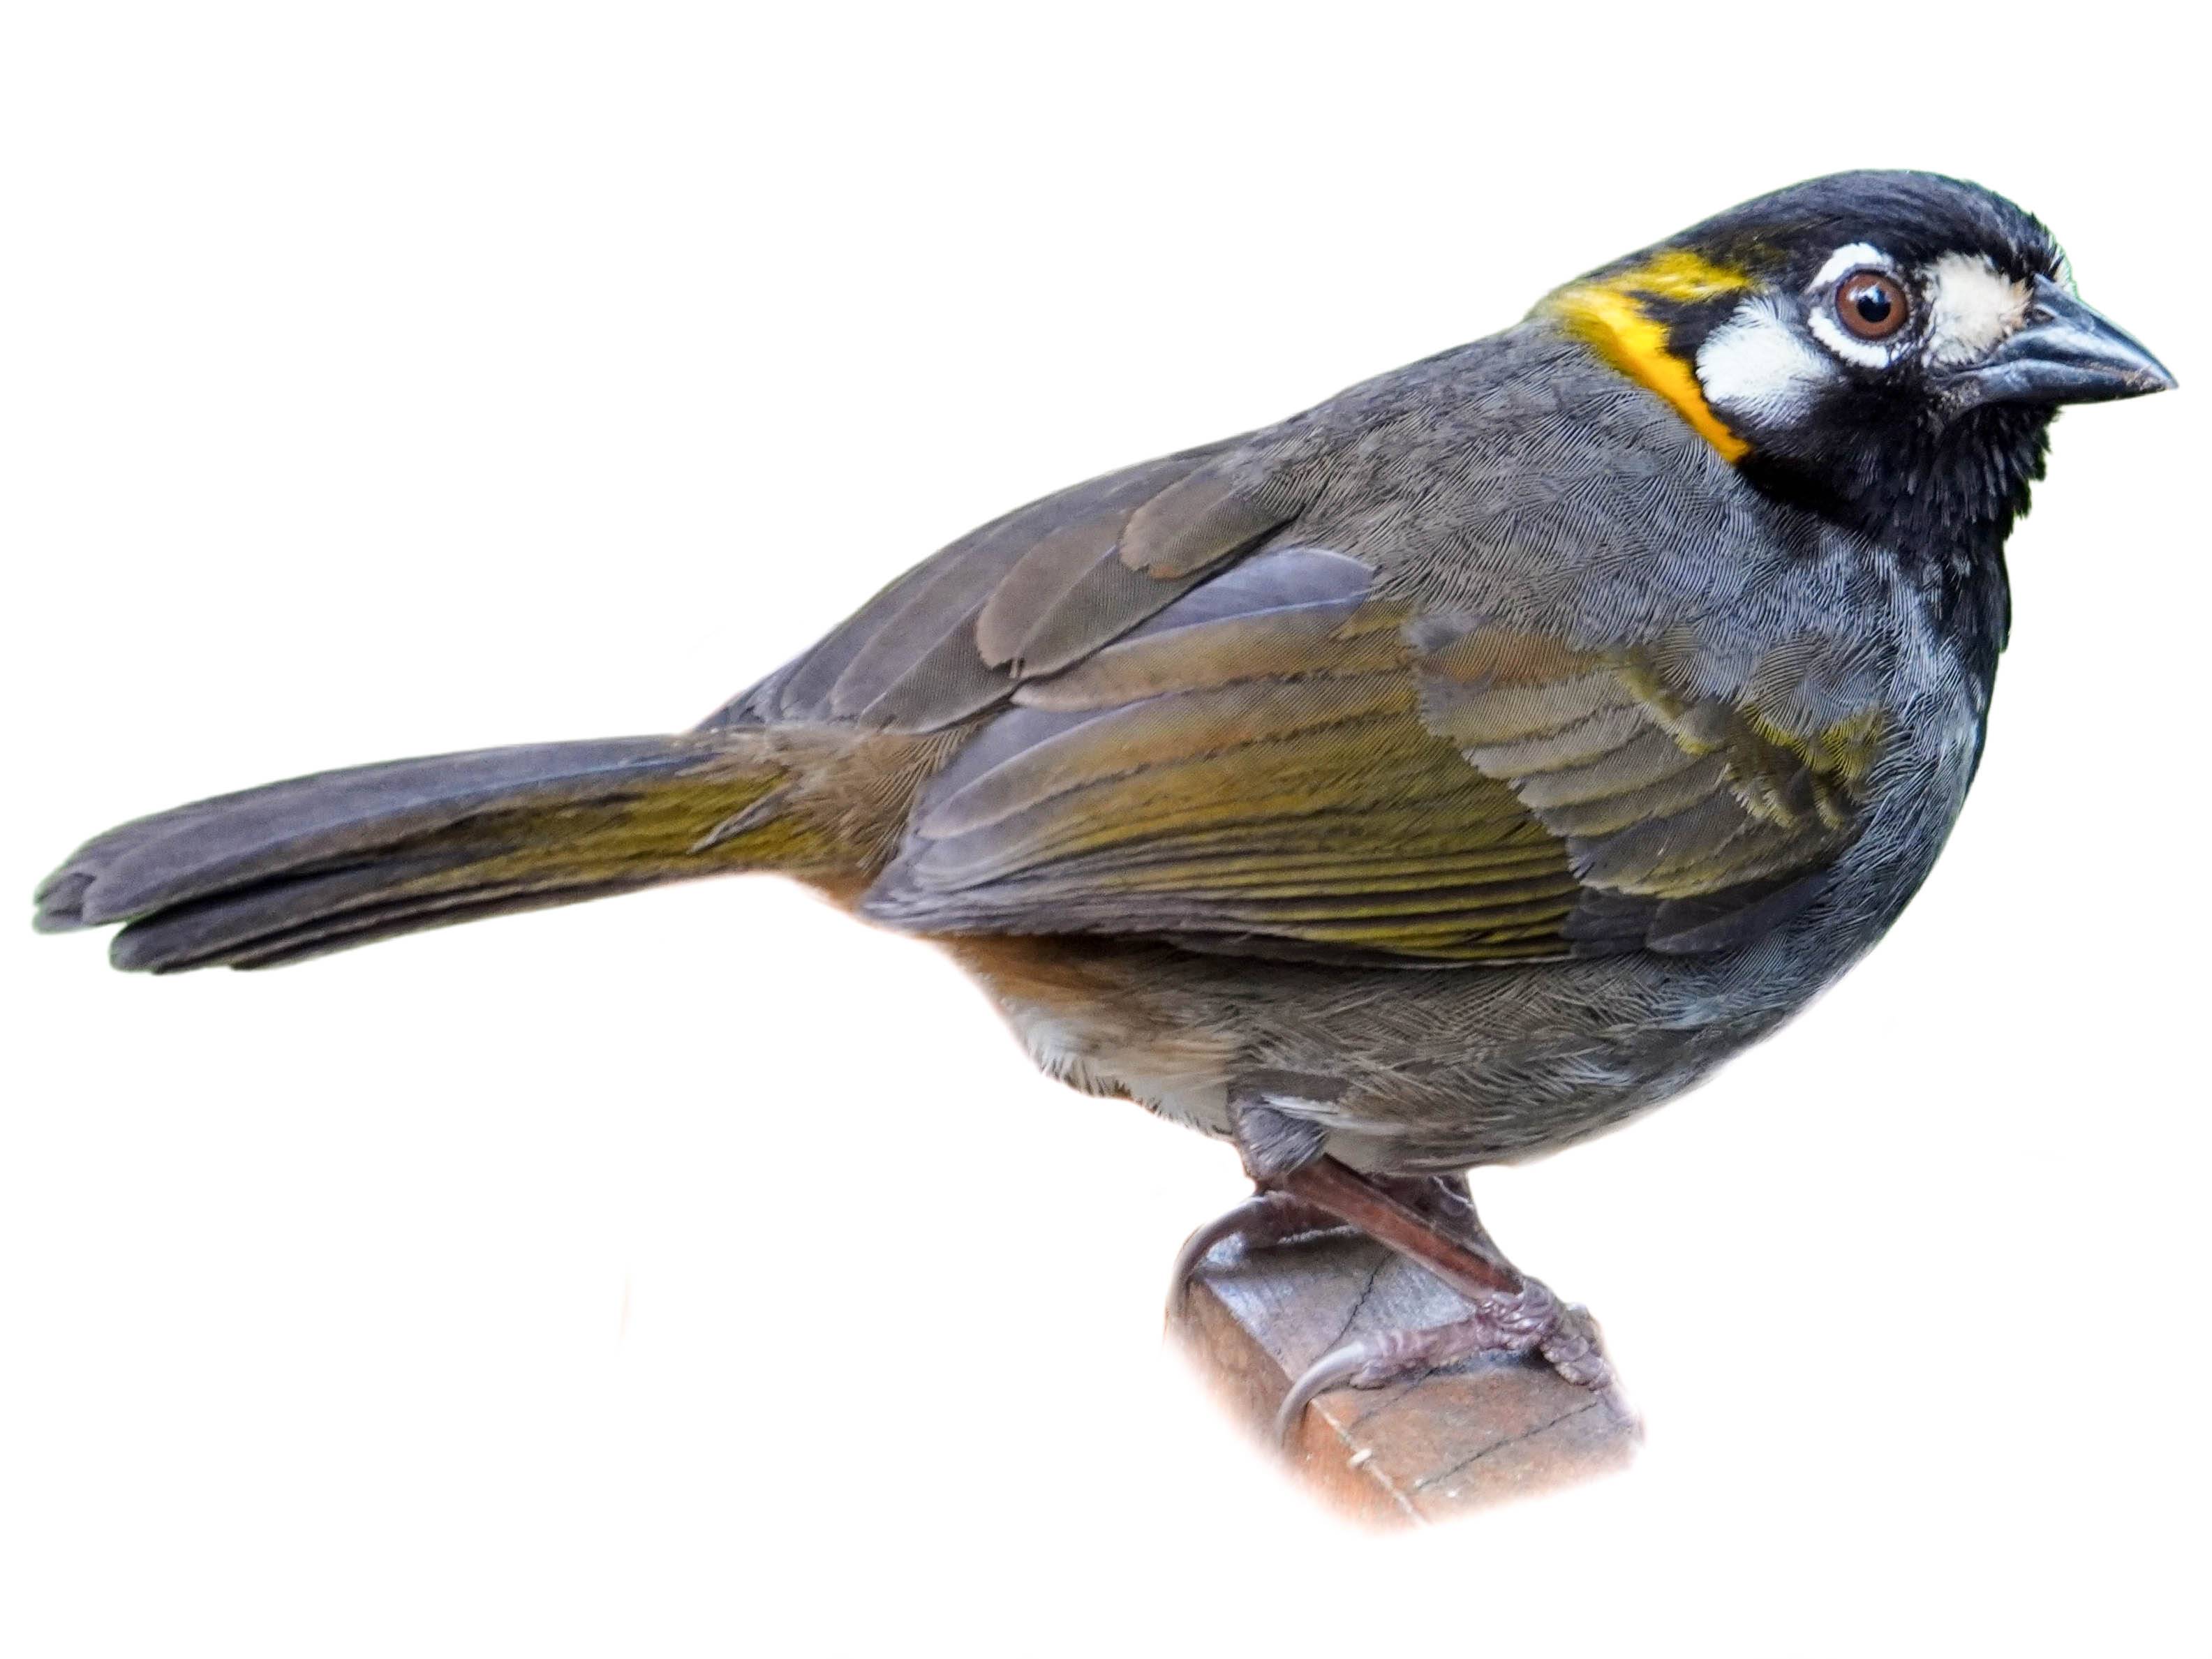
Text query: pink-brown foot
1245 1155 1630 1445
1273 1279 1623 1448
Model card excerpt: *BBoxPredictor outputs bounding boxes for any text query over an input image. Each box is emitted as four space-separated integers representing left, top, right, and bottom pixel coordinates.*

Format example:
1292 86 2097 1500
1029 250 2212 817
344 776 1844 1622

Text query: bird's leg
1166 1101 1372 1314
1171 1105 1517 1314
1373 1168 1504 1259
1168 1173 1496 1314
1175 1102 1622 1444
1266 1154 1623 1445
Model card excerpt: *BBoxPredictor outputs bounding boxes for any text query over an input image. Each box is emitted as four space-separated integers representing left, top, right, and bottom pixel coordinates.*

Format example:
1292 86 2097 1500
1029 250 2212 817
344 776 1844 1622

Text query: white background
3 4 2205 1653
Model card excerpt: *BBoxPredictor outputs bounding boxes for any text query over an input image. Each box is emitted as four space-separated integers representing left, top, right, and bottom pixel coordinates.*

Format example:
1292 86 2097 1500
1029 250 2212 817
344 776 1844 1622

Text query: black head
1543 170 2175 678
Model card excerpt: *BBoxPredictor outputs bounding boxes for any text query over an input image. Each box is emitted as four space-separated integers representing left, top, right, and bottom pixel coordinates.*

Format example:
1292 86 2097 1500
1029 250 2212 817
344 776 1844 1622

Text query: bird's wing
707 442 1305 734
859 544 1887 962
711 325 1890 965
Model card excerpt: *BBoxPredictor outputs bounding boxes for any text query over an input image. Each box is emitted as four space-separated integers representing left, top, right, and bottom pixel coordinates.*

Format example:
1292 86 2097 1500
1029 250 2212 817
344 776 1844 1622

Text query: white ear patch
1695 298 1836 426
1922 251 2031 365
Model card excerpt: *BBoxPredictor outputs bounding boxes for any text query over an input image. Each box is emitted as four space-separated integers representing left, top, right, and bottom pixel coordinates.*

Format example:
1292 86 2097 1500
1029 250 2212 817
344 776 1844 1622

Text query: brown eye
1835 269 1910 341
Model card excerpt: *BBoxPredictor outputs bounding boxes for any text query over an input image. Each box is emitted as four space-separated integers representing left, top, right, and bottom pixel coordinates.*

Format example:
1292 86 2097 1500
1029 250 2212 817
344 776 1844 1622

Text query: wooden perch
1171 1228 1640 1524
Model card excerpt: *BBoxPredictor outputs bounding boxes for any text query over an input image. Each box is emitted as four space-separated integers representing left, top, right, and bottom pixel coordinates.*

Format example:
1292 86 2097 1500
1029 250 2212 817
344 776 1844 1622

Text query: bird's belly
930 934 1240 1136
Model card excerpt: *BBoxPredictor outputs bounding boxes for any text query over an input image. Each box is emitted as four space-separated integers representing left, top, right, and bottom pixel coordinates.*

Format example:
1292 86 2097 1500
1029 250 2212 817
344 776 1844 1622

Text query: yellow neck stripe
1542 250 1754 463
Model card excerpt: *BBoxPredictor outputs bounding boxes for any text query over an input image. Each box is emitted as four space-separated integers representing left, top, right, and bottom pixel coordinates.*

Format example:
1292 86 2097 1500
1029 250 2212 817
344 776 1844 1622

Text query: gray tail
34 734 796 972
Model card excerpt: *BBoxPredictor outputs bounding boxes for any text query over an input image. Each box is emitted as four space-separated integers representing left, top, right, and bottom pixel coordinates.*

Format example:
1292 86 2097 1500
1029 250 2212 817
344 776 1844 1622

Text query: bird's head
1541 170 2174 552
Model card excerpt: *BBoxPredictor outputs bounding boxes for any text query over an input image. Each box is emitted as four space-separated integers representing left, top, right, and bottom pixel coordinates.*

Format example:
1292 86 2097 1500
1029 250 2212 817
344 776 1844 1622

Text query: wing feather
706 443 1300 734
864 581 1885 964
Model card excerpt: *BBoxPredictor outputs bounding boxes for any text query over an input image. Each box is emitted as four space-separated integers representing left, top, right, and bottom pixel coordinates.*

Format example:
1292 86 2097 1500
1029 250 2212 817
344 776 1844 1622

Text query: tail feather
36 734 799 972
115 875 667 972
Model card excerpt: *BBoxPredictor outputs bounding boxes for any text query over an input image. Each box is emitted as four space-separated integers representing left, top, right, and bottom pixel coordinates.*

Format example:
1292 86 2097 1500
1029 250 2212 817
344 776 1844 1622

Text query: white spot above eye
1695 297 1836 426
1812 242 1891 289
1922 251 2031 366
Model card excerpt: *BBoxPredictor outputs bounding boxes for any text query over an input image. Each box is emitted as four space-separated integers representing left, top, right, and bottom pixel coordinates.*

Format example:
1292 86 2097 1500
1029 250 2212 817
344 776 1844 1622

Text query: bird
33 170 2174 1442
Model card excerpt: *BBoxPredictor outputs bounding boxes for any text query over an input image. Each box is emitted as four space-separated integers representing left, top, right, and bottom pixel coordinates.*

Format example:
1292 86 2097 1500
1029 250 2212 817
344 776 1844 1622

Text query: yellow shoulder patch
1541 249 1754 463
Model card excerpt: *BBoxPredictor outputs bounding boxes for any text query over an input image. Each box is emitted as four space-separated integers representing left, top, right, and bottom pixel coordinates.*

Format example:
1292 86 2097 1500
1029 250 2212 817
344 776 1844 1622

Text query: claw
1166 1190 1345 1317
1176 1157 1629 1452
1166 1195 1284 1316
1275 1338 1383 1448
1274 1284 1621 1450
